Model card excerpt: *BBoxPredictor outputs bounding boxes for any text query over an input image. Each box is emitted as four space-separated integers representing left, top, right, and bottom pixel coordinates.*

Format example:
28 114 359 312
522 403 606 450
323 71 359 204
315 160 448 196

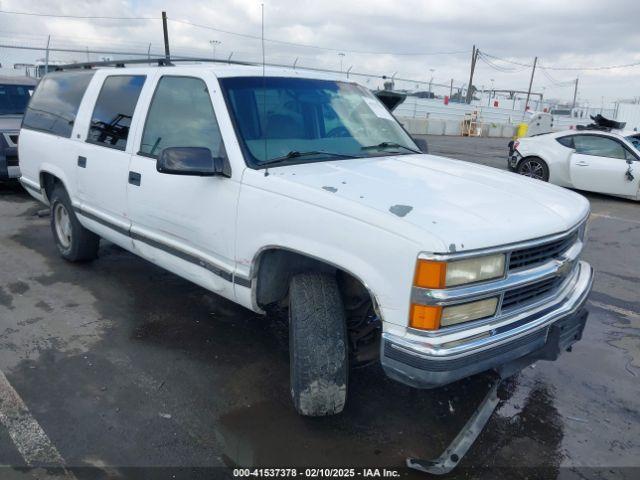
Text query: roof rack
54 57 255 71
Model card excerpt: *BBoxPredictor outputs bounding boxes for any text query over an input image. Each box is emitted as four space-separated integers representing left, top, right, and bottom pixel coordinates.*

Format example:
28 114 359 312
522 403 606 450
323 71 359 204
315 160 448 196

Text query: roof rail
54 57 255 71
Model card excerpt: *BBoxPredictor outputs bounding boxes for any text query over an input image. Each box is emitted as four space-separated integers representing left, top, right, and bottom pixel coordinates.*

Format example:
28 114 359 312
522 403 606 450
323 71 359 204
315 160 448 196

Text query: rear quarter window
556 135 574 148
22 71 95 138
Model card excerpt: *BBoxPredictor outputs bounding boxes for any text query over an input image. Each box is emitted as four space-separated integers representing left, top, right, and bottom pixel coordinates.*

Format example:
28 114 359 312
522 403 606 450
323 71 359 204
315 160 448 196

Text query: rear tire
289 272 348 416
50 184 99 262
517 157 549 182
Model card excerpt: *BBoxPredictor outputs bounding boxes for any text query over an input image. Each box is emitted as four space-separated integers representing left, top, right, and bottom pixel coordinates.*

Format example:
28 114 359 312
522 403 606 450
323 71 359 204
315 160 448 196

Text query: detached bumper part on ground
382 260 593 389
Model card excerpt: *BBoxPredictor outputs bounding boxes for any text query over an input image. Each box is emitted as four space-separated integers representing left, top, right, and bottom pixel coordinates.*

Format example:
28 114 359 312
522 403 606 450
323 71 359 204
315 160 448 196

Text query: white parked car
19 61 593 417
509 125 640 201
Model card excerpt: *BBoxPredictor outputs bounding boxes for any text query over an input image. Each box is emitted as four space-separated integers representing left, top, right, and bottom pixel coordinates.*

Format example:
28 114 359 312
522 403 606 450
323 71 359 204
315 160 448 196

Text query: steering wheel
326 126 351 138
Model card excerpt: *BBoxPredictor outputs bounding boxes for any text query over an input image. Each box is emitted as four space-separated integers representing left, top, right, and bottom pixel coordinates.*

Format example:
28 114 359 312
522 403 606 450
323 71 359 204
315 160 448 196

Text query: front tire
289 272 348 416
517 157 549 181
50 184 99 262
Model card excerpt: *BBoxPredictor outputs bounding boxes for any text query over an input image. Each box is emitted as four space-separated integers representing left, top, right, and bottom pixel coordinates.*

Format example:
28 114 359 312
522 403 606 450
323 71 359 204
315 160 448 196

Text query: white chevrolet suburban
18 61 593 417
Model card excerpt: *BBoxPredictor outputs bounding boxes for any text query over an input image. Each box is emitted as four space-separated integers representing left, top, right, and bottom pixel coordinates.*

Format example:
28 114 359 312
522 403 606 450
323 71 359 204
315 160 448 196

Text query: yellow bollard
515 123 528 139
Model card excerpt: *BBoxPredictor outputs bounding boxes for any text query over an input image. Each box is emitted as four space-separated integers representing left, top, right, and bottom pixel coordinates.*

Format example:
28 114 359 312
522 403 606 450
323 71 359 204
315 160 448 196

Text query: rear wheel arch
516 155 550 181
40 171 67 203
48 183 99 261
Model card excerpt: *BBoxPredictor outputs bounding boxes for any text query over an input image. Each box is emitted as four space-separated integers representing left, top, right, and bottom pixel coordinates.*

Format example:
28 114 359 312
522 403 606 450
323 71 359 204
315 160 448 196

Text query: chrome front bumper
381 260 594 388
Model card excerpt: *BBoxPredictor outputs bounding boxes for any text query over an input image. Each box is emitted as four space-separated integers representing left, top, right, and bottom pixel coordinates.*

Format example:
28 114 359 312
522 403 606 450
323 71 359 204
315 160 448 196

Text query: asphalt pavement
0 137 638 479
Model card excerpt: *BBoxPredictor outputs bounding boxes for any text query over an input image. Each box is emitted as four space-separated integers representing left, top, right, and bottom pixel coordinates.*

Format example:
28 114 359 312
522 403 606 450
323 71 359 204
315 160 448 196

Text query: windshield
219 77 419 166
0 84 34 115
625 134 640 150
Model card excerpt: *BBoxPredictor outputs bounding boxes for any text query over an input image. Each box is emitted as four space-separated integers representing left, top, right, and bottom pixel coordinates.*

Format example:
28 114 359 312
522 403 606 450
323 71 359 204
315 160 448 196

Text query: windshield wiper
260 150 358 167
361 142 421 154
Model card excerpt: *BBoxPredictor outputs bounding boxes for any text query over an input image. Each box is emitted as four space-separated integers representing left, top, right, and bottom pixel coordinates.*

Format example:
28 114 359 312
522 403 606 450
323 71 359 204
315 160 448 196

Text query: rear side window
556 136 574 148
22 71 94 138
139 76 225 158
87 75 145 150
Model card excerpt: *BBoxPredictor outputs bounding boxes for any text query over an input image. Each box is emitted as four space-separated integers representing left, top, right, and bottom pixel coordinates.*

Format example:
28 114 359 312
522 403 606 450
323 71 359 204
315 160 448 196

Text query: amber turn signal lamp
409 304 442 330
414 260 447 289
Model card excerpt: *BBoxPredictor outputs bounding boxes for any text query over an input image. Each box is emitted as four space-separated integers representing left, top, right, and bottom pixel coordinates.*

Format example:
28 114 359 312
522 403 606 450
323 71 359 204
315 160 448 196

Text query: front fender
234 189 423 327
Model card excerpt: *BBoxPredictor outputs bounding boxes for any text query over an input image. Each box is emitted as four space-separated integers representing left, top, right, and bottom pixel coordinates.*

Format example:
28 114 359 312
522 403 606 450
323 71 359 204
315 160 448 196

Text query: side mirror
157 147 231 177
413 137 429 154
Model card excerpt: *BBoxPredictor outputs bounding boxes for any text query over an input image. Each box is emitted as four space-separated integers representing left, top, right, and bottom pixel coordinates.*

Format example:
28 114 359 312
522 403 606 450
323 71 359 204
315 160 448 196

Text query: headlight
410 254 506 331
441 297 499 326
410 297 499 330
414 253 506 289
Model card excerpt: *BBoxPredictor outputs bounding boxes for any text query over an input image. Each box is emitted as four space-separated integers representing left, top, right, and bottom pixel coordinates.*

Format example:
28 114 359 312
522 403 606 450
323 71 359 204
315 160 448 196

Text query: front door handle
77 156 87 168
128 171 142 186
575 161 589 166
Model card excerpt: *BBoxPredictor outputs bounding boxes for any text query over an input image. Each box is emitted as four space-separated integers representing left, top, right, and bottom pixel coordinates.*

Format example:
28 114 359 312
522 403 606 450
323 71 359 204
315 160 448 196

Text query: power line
482 51 640 71
542 60 640 71
480 52 533 68
169 18 467 56
0 8 468 57
538 66 575 87
0 9 157 20
477 53 529 73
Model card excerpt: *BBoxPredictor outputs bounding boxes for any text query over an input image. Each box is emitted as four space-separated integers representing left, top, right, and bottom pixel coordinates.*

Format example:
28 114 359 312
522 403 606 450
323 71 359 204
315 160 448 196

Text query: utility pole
449 78 453 100
572 77 579 109
465 45 478 104
488 78 494 106
524 56 537 112
162 11 171 62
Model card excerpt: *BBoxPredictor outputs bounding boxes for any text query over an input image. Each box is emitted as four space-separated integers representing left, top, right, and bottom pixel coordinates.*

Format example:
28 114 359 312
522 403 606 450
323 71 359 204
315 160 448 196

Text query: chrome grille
411 221 586 334
509 232 578 270
501 276 565 312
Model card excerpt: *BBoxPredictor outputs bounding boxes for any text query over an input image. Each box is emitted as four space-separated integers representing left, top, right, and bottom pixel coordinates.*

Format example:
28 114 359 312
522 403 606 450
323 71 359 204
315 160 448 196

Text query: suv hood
253 154 590 253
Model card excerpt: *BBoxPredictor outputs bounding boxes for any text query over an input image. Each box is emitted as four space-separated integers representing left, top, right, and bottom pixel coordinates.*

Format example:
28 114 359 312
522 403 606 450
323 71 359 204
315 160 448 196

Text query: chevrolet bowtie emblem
556 258 573 276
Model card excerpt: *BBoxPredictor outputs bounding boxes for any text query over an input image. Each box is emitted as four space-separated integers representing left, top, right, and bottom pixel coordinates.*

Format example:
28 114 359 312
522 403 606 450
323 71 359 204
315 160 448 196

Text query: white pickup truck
18 62 593 417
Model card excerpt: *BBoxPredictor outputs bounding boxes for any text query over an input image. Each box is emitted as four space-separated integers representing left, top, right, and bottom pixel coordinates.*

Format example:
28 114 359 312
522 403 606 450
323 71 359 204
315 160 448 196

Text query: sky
0 0 639 106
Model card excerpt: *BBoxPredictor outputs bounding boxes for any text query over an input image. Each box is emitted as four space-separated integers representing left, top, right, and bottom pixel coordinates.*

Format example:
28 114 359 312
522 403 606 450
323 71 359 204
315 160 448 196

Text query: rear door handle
575 161 589 166
77 156 87 168
128 171 141 186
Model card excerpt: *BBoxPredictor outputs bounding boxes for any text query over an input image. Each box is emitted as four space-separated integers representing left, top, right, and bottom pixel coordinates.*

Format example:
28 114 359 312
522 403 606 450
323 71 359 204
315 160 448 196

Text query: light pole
488 78 495 106
209 40 221 60
338 52 345 72
428 68 435 96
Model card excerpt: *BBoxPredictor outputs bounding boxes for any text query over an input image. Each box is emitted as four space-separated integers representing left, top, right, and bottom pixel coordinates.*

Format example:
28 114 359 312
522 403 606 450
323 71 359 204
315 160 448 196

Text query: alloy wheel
519 160 545 180
54 203 72 249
